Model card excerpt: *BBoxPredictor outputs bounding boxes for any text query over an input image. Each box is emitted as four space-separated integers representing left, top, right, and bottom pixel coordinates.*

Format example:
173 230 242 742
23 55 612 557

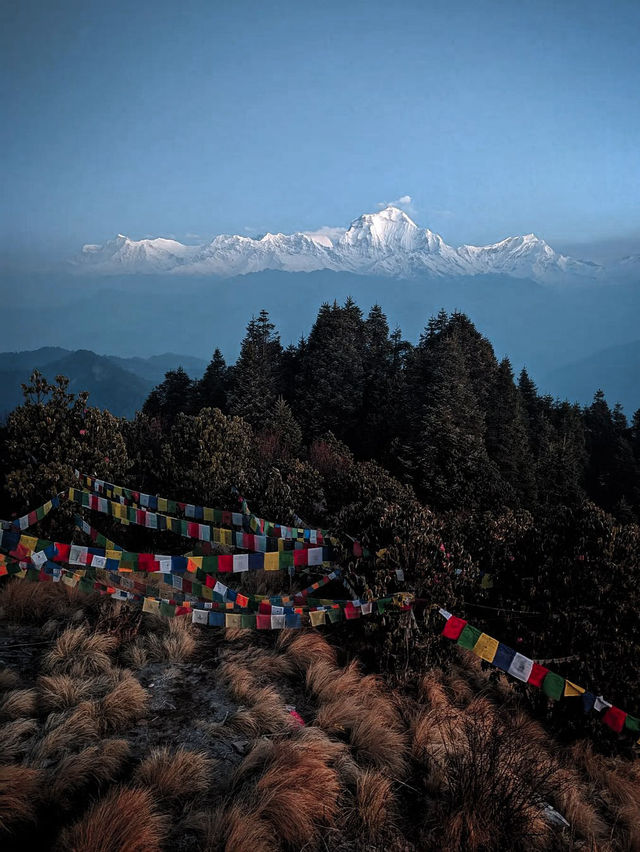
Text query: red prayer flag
602 706 627 733
441 615 467 640
205 574 216 588
527 663 549 688
258 601 272 614
222 511 232 526
55 543 71 562
294 549 308 567
256 614 271 630
187 522 199 539
218 555 233 573
353 541 363 558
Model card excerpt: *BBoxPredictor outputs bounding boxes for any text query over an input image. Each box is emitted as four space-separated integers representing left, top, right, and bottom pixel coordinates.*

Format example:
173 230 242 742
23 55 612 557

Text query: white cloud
184 232 202 241
377 195 416 214
301 225 347 247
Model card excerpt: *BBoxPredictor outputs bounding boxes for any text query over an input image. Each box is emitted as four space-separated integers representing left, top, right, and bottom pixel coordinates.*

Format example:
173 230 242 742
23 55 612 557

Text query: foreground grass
0 580 638 851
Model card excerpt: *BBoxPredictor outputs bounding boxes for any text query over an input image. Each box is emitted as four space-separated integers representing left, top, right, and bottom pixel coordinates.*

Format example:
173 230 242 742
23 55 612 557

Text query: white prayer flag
192 609 209 625
594 696 612 712
271 614 286 630
233 554 249 573
508 653 534 682
69 545 88 565
91 555 106 569
30 550 48 568
308 547 323 566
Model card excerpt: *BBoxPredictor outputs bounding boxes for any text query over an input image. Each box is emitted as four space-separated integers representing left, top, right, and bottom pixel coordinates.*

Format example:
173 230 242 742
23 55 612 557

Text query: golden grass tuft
0 764 42 833
0 687 38 720
281 631 337 670
42 626 117 677
253 734 341 848
30 700 100 764
0 580 88 623
99 673 149 733
0 717 39 764
219 803 277 852
46 739 130 803
133 746 214 805
551 768 609 847
353 768 395 839
0 668 19 692
55 786 168 852
120 639 148 670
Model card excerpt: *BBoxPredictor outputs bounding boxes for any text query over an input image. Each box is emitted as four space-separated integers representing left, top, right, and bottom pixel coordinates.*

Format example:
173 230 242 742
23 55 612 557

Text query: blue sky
2 0 639 265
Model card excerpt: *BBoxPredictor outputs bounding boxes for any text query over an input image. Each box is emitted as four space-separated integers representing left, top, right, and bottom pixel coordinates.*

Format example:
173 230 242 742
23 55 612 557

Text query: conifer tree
228 309 282 429
295 299 365 444
410 336 500 509
485 358 536 503
195 348 229 412
142 366 194 426
358 305 397 459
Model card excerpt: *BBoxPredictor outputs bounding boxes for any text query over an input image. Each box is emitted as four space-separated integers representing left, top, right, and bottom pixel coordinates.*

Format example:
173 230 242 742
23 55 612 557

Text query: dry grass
348 768 395 840
55 786 168 852
0 581 89 623
42 626 117 677
133 746 214 806
0 717 39 763
30 700 100 764
314 684 408 778
120 639 148 670
139 616 197 663
280 630 338 670
0 764 42 834
0 688 37 720
0 668 19 692
46 739 130 804
99 673 148 732
551 767 610 847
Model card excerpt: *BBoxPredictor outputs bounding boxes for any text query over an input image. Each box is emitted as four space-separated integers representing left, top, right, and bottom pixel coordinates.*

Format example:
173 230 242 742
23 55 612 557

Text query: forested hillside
1 301 639 850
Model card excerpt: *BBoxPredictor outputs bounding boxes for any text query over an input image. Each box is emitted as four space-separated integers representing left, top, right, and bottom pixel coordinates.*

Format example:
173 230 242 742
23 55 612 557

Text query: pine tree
358 305 397 459
295 299 366 444
195 348 229 412
410 336 500 510
142 367 193 426
485 358 536 503
228 309 282 429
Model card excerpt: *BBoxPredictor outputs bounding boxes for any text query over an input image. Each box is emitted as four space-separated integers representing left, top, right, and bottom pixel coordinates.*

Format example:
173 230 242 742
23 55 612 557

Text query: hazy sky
2 0 639 265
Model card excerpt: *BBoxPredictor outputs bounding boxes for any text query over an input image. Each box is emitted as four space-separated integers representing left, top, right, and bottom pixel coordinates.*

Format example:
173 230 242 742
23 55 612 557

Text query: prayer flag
473 633 499 663
508 653 534 683
441 615 467 640
602 706 627 733
457 624 482 650
542 672 565 701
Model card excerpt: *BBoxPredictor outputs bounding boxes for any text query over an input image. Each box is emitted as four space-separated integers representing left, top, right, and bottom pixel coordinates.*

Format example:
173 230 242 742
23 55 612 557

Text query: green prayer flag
160 601 176 618
377 599 387 614
79 577 95 594
327 608 342 623
191 581 203 596
624 714 640 732
457 624 482 650
542 671 565 701
168 500 177 515
241 614 256 629
280 552 294 568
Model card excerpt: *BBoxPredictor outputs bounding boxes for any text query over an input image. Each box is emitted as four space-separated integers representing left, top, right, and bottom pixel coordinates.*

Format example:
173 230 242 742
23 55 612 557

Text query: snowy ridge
73 206 610 283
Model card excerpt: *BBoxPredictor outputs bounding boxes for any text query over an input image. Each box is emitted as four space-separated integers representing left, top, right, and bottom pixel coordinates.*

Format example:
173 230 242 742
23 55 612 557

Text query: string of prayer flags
438 610 639 741
79 472 333 546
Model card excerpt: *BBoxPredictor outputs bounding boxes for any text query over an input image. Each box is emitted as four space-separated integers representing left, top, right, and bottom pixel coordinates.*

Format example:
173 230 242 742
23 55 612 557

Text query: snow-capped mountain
73 206 607 283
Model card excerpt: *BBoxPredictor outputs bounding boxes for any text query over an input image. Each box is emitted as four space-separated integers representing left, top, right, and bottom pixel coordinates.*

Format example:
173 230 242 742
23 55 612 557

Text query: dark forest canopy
141 302 640 522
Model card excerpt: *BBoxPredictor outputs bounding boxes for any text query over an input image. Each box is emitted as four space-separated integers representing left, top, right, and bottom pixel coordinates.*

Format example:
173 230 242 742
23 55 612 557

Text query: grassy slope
0 581 638 852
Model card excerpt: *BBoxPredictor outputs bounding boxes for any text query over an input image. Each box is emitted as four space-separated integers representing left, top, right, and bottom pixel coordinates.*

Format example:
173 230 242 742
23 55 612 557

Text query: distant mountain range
72 206 639 284
0 348 206 419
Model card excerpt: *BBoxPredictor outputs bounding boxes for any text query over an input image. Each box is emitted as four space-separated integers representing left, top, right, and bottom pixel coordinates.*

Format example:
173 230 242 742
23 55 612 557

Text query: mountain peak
71 208 608 283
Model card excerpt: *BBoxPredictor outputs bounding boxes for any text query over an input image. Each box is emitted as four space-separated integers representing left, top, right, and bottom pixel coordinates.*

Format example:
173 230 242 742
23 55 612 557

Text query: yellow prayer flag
157 498 168 513
142 597 160 615
21 536 38 552
309 610 326 627
220 529 232 547
473 633 499 663
264 552 280 572
564 680 585 697
203 508 214 522
105 550 122 562
225 613 242 629
201 586 213 600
